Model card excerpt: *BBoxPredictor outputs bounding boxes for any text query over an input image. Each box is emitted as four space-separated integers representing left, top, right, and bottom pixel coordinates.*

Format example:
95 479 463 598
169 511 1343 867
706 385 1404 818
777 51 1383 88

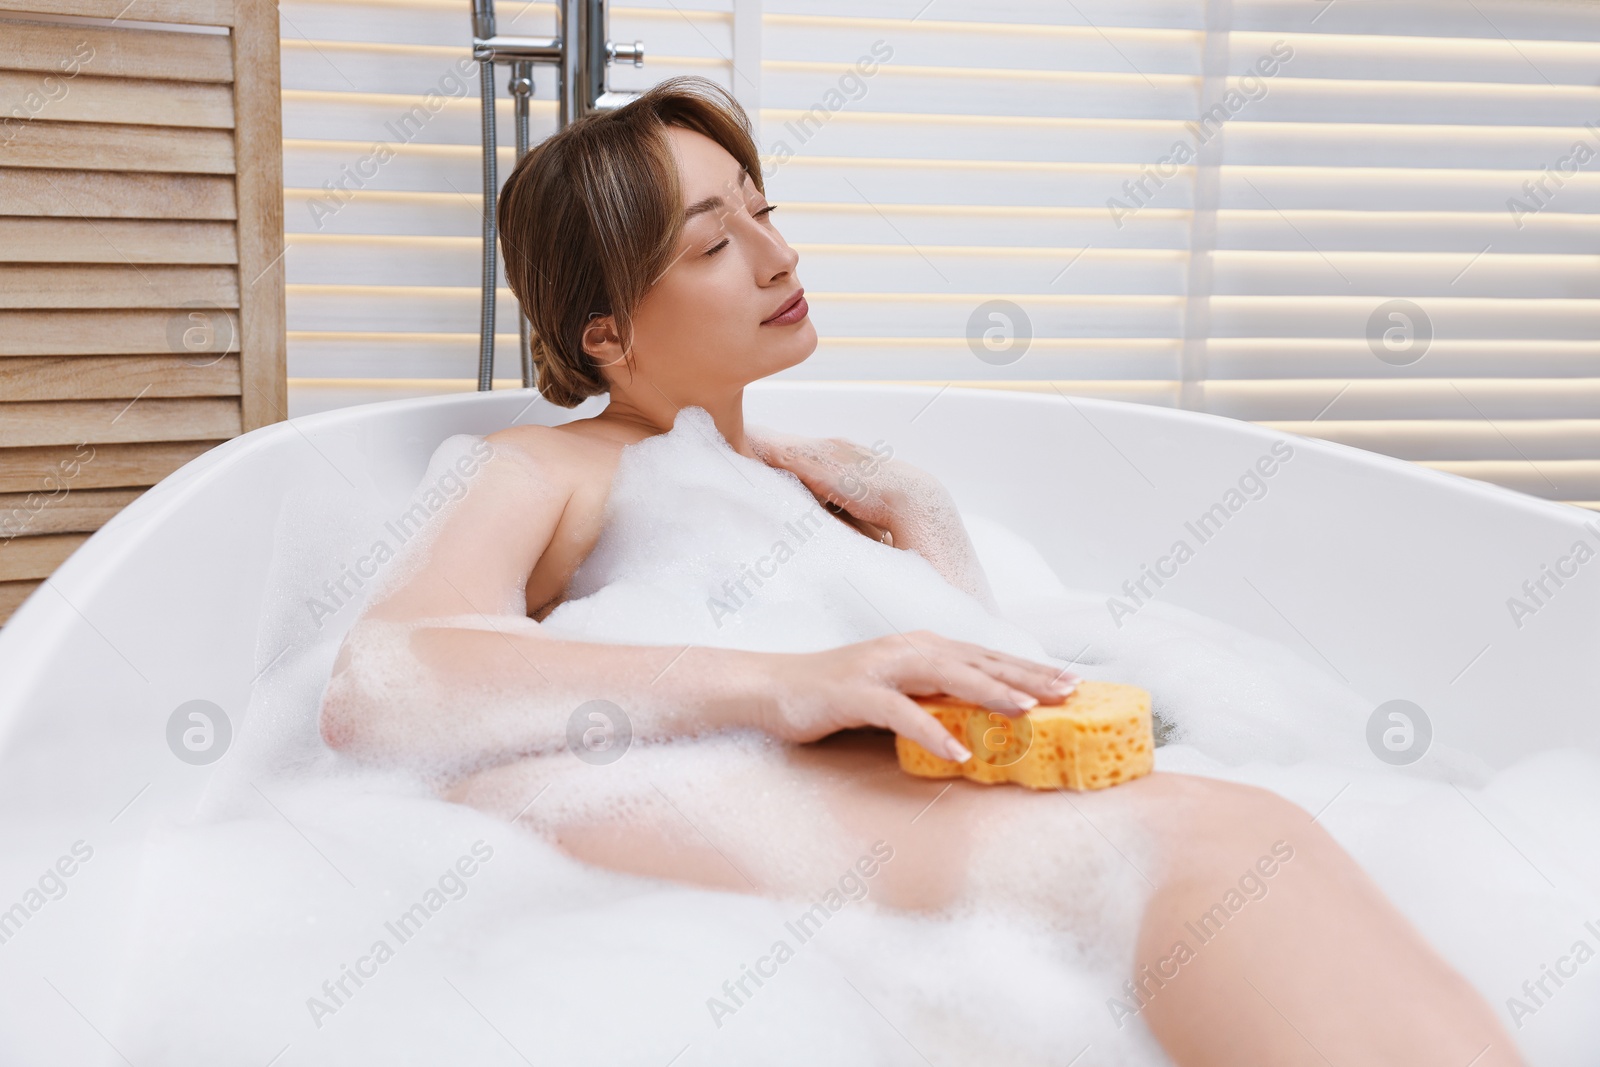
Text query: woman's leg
448 733 1522 1066
1128 774 1523 1067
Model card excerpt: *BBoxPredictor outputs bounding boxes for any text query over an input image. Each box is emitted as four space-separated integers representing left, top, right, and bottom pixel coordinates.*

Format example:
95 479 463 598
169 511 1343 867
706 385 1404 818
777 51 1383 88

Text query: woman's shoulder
484 417 641 485
492 415 656 457
483 417 650 617
483 415 665 508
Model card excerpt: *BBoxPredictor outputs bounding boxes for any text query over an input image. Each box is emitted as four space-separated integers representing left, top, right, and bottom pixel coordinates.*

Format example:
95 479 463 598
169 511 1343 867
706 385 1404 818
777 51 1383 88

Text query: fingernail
1010 691 1039 710
944 738 972 763
1049 678 1078 695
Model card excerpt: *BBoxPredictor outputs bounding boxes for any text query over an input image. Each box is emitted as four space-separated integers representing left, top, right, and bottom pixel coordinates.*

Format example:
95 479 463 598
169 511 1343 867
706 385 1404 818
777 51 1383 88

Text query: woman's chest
531 447 896 620
531 460 896 620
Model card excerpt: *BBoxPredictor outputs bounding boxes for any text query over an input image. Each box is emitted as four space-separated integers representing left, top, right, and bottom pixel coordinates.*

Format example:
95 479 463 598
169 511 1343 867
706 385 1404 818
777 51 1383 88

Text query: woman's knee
1151 772 1303 824
1143 775 1317 876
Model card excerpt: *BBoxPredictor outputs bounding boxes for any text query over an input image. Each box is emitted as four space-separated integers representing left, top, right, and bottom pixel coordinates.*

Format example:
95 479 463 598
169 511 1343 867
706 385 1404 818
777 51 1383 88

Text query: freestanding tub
0 382 1596 1064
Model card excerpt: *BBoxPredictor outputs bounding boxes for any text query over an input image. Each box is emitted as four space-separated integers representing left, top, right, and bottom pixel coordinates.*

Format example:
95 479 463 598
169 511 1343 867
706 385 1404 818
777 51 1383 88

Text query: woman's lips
762 289 808 326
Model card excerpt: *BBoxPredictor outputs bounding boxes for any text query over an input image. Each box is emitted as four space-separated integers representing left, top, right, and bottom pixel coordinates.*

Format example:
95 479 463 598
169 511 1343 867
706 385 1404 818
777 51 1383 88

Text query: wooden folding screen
0 0 284 625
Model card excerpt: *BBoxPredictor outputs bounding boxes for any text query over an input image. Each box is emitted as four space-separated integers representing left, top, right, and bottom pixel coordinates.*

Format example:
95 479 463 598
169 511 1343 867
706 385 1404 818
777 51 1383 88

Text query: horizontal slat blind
281 0 1600 510
1215 3 1600 509
760 1 1204 428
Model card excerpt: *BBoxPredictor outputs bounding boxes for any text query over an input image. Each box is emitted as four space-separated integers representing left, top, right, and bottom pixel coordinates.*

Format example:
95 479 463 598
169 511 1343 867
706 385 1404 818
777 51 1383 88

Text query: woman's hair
497 76 764 407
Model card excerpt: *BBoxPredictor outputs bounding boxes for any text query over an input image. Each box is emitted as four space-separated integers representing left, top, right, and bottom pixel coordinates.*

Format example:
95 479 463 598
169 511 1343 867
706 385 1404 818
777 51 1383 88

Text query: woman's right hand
760 631 1080 762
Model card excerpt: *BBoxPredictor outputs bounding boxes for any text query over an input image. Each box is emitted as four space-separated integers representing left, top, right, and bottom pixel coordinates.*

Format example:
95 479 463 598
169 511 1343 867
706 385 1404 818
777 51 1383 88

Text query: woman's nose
752 218 799 283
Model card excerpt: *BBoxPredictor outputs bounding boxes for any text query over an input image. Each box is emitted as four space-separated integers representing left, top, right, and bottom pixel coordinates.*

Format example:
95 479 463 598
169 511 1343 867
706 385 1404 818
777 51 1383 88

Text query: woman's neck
598 385 752 457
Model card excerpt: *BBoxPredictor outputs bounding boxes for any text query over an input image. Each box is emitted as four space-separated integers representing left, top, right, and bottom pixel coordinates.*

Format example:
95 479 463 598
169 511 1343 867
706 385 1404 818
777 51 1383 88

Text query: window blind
279 0 1600 510
1215 1 1600 511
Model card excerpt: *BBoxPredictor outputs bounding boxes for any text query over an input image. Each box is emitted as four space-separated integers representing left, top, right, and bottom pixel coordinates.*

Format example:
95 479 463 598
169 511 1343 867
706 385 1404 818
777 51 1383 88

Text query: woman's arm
319 429 1074 778
320 478 768 771
320 617 767 773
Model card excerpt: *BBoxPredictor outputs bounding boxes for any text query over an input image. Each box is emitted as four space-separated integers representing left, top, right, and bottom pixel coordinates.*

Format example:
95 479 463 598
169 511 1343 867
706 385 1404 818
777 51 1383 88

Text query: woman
319 77 1519 1065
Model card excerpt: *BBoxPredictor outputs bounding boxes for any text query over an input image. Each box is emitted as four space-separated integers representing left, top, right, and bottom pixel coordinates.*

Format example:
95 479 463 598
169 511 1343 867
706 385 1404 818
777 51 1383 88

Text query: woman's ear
581 314 627 371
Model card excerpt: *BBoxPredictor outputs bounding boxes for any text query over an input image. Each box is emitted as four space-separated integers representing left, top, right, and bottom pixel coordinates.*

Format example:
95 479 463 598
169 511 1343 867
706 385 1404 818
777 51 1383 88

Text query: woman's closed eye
703 204 779 257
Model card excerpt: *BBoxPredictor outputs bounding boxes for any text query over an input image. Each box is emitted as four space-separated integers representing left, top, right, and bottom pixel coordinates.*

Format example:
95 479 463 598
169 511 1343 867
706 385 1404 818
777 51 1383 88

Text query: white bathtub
0 383 1596 1063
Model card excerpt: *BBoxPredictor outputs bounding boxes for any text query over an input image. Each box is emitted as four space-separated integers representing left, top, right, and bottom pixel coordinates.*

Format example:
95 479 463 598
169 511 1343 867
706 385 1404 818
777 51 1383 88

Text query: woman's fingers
973 653 1080 701
901 632 1080 701
762 449 849 506
787 465 845 506
942 637 1080 695
874 691 971 763
917 661 1043 718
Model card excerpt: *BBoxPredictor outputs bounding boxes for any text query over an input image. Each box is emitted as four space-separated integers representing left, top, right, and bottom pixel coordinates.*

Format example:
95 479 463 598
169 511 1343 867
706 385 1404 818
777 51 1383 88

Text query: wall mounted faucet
469 0 644 389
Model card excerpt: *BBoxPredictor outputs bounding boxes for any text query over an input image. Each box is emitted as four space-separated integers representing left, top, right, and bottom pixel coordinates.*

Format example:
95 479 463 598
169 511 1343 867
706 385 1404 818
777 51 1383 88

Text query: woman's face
587 126 817 400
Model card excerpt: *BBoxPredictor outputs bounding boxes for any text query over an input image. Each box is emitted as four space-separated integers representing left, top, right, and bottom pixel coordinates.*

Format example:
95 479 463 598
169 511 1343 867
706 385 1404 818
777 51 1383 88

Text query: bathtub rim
0 380 1587 695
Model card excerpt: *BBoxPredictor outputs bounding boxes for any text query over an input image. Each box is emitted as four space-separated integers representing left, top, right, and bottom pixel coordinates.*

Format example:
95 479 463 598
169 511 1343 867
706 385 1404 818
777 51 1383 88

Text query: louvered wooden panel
16 0 235 23
0 398 242 447
1 121 236 172
0 532 89 580
0 580 40 621
0 168 237 218
0 217 238 262
0 486 143 535
0 439 220 491
0 354 242 400
0 0 284 625
0 20 233 82
0 264 240 308
0 309 241 355
0 71 234 128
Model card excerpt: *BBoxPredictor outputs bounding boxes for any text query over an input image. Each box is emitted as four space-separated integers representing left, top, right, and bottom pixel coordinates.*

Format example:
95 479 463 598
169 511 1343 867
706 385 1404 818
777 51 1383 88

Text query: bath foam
747 427 997 608
27 407 1593 1067
898 682 1155 790
999 586 1375 769
540 407 1055 661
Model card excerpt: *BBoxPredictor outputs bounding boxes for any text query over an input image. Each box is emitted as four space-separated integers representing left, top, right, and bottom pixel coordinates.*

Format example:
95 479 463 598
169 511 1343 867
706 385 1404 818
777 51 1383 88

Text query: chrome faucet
470 0 644 390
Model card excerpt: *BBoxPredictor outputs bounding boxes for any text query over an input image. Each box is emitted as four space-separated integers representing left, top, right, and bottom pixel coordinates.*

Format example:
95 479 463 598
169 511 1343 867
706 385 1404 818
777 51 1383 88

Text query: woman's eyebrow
684 170 750 220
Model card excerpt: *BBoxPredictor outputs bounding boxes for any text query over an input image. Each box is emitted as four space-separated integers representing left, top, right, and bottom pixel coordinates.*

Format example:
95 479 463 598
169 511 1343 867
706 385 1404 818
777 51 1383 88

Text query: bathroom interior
0 0 1598 1064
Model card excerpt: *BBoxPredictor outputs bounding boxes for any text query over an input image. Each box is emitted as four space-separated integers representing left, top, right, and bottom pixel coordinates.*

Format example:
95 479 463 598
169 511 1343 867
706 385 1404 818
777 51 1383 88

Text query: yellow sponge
896 681 1154 791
